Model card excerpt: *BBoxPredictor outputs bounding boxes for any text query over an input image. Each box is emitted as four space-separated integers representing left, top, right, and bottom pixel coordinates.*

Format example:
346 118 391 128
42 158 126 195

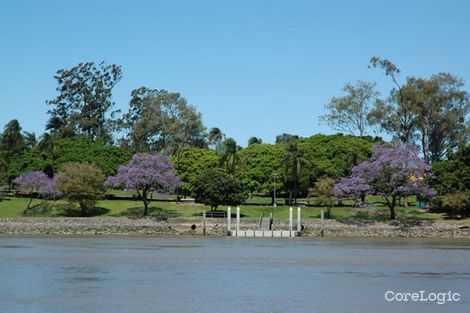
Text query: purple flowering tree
333 176 372 207
106 153 182 216
13 171 60 211
334 143 436 219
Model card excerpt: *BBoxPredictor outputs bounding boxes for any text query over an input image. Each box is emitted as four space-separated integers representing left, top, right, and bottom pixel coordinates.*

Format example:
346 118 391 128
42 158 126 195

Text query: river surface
0 237 468 313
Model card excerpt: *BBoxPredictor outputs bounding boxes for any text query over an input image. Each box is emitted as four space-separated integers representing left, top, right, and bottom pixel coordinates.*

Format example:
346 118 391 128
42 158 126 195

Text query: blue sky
1 0 469 146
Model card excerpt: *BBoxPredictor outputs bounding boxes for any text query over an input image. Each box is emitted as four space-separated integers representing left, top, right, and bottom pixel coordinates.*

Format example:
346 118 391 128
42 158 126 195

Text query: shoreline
0 217 469 238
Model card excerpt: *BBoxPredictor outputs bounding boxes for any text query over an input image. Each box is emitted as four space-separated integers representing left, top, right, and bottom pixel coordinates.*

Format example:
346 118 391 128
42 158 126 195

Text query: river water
0 237 468 313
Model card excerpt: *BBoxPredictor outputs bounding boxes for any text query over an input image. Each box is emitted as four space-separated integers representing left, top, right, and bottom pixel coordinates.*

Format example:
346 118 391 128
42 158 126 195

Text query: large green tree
432 145 470 196
118 87 206 154
174 148 219 196
320 81 380 136
238 143 284 203
369 57 418 143
408 73 469 162
46 61 122 142
298 134 375 183
193 168 247 210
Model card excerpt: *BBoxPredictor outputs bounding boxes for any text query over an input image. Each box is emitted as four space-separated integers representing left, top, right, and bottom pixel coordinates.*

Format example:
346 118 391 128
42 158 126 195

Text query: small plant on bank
57 162 106 217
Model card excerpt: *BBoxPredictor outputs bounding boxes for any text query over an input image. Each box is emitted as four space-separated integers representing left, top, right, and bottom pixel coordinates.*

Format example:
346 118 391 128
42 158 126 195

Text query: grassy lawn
0 194 458 222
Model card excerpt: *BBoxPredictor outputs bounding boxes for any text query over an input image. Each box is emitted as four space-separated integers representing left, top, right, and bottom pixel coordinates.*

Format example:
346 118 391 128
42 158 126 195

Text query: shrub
57 162 106 216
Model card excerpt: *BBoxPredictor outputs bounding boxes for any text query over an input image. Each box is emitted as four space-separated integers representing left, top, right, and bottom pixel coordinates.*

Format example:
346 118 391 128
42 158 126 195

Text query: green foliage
440 193 469 217
118 87 206 153
432 145 470 217
46 61 122 142
309 176 336 218
369 56 469 162
8 136 133 178
219 138 241 175
275 133 300 144
238 143 284 198
173 148 219 196
320 81 379 136
193 168 247 210
283 140 309 202
432 145 470 195
298 133 374 182
0 120 35 182
247 137 262 146
57 162 106 216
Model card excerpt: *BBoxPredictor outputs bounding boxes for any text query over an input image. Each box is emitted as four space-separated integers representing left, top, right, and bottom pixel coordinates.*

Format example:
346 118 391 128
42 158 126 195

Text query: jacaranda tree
106 153 182 216
334 143 436 219
14 171 60 211
333 176 371 207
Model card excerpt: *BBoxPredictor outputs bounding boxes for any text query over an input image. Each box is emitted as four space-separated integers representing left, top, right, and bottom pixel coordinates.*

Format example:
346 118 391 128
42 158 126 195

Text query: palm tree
248 137 262 146
208 127 223 145
283 141 308 204
23 132 37 150
219 138 241 175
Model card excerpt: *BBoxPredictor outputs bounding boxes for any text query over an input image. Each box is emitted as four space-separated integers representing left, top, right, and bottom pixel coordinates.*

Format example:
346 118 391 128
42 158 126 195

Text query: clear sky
1 0 469 146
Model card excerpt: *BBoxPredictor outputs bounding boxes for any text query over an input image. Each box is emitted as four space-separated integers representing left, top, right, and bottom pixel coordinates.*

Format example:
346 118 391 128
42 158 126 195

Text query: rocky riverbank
0 217 469 238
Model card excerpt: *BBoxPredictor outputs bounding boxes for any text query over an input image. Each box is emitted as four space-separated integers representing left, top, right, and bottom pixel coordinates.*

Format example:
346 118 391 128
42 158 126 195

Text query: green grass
0 194 463 222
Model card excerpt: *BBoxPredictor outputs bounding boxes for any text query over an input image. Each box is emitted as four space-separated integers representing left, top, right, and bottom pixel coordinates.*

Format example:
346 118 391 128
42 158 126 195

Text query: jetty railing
228 206 301 238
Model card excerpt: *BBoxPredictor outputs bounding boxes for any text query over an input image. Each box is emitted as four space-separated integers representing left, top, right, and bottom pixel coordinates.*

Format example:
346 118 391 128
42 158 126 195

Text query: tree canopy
46 62 122 142
193 168 247 210
118 87 206 153
106 153 182 216
238 143 284 200
335 143 436 219
57 162 106 217
8 136 133 178
320 81 380 136
174 148 219 196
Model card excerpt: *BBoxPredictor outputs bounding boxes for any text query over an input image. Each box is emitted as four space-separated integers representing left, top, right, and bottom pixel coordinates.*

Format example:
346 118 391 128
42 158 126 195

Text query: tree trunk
389 195 396 220
79 201 87 217
325 207 331 219
27 196 34 210
403 196 408 207
142 190 149 216
143 200 149 216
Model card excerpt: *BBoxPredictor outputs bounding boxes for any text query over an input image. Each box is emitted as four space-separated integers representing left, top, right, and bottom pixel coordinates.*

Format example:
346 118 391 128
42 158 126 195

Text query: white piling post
227 207 231 235
236 206 240 236
321 210 324 220
202 210 206 236
297 207 301 232
289 207 293 237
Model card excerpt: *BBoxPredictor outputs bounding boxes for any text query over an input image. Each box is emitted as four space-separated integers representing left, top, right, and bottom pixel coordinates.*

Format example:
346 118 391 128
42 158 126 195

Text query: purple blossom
14 171 60 199
106 153 182 216
334 143 436 219
333 176 372 199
